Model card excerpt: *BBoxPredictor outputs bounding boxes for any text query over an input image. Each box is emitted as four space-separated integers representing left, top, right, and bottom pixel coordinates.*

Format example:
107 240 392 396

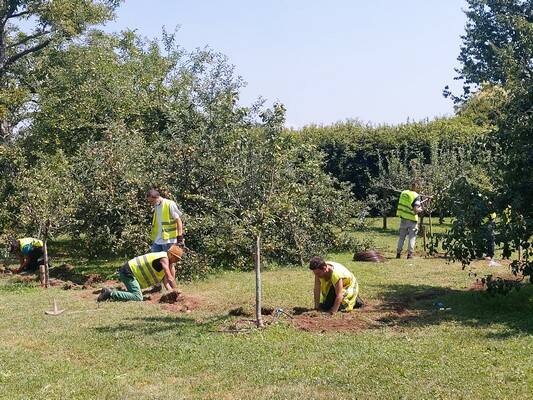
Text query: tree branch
7 30 51 49
8 10 31 19
1 37 53 72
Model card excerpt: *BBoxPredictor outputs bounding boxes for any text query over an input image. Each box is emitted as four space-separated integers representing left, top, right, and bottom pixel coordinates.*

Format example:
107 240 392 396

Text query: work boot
396 253 401 259
97 287 113 302
407 253 414 259
355 296 364 309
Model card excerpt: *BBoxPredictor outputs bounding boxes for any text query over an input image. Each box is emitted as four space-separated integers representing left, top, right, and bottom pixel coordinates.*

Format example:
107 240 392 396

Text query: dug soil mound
353 250 386 263
48 264 106 289
143 289 201 313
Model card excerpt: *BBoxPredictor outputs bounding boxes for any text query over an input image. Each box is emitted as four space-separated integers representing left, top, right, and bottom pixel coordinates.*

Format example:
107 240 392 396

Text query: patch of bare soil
143 289 201 313
289 288 451 333
468 273 523 292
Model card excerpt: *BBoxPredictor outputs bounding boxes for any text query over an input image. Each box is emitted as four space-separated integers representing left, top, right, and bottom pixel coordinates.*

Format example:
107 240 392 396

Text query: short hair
410 179 422 192
9 240 19 254
309 256 327 270
146 189 160 198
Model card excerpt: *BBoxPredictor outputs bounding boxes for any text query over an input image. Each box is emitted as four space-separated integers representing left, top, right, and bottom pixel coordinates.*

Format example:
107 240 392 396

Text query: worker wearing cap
9 237 44 273
396 183 423 259
97 245 184 302
146 189 184 252
309 256 363 314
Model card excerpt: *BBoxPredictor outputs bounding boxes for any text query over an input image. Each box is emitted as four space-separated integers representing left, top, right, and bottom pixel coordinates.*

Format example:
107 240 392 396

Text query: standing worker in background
97 245 184 302
309 256 363 314
396 183 423 259
9 237 44 273
146 188 184 252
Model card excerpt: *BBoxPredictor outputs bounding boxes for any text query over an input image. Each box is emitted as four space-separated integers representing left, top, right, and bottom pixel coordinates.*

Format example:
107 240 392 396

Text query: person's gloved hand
176 234 185 247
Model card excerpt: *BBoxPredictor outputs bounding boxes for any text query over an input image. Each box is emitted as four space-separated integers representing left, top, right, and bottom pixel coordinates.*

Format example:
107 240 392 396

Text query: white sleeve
169 201 182 219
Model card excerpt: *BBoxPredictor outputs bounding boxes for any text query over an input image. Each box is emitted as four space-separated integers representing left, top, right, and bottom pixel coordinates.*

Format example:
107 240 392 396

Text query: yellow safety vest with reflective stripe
18 238 43 249
128 252 167 289
396 190 419 222
319 262 359 311
151 198 178 241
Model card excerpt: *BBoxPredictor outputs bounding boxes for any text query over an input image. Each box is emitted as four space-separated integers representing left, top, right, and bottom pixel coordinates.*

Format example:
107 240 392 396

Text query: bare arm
314 275 321 310
163 264 177 290
160 258 177 289
15 255 27 273
329 279 345 314
175 215 183 237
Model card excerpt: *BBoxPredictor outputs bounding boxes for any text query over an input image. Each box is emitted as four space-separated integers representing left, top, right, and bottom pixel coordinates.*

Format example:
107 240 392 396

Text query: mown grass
0 218 532 400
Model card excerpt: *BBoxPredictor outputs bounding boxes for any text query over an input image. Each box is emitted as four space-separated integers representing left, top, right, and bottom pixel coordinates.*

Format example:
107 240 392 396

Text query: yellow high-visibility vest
18 238 43 249
128 252 167 289
396 190 419 222
319 262 359 311
151 199 178 241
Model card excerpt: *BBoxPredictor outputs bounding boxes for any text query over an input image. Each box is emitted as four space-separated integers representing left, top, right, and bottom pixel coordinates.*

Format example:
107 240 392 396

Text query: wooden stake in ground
428 199 433 239
45 298 64 316
255 233 264 328
43 239 50 288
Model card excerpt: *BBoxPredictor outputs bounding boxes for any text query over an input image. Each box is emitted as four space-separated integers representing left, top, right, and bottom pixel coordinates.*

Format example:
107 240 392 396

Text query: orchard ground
0 218 531 399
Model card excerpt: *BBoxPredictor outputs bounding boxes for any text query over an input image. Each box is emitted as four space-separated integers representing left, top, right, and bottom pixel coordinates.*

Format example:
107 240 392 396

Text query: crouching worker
309 256 363 314
97 245 184 302
9 238 44 273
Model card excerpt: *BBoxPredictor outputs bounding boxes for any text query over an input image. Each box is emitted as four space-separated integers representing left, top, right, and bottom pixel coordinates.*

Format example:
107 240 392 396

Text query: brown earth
289 301 418 333
353 250 386 263
144 289 201 313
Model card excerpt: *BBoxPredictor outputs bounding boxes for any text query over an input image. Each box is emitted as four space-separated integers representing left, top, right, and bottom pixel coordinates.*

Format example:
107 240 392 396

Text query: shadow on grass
362 226 399 237
376 283 533 338
92 315 231 336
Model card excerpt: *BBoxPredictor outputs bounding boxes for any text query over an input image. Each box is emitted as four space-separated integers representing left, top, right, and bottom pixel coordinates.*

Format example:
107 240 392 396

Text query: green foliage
10 150 80 240
291 117 490 201
0 0 121 140
71 125 155 257
440 0 532 281
482 274 524 296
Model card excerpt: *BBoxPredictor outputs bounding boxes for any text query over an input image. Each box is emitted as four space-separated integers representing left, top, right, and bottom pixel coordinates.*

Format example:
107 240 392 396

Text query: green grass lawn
1 218 532 400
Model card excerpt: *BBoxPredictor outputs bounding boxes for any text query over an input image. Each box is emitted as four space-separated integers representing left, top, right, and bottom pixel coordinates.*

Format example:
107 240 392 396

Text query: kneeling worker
97 245 184 302
9 237 45 273
309 256 363 314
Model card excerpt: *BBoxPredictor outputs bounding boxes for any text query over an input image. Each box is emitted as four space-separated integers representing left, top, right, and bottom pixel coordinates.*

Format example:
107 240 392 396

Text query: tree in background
11 151 80 286
443 0 532 281
373 144 485 250
0 0 121 141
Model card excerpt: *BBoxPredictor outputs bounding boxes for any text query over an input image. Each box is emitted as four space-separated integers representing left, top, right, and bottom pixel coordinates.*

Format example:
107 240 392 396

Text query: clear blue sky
104 0 468 128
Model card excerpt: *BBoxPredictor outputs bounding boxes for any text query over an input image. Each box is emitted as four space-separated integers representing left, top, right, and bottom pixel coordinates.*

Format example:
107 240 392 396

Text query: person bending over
9 237 45 273
97 245 183 302
309 256 363 314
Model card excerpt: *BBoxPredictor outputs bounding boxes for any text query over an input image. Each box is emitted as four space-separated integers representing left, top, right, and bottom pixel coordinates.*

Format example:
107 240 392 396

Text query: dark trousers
26 248 45 272
319 287 363 311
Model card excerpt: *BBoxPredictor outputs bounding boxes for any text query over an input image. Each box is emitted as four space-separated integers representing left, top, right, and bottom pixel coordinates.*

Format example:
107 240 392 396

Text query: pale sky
104 0 468 128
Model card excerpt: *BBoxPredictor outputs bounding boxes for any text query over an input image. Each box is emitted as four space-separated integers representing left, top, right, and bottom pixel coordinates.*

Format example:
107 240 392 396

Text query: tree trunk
420 216 427 254
43 239 50 288
254 233 263 328
428 200 433 239
382 214 387 230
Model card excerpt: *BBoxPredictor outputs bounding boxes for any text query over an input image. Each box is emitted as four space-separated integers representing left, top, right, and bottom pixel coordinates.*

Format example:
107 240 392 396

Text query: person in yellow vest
146 189 184 252
9 238 44 273
396 185 423 259
309 256 363 314
97 245 184 302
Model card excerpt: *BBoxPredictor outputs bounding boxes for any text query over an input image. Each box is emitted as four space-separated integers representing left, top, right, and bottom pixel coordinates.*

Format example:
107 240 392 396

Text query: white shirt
154 199 182 245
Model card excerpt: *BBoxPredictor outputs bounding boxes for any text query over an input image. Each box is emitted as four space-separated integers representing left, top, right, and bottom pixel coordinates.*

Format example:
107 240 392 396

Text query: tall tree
0 0 121 140
444 0 532 281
